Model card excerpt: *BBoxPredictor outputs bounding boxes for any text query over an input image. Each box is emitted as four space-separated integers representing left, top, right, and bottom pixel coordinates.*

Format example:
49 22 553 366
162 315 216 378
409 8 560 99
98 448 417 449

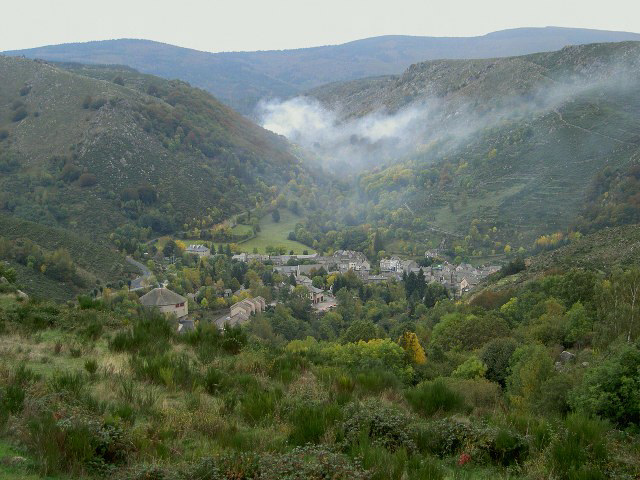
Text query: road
126 256 152 289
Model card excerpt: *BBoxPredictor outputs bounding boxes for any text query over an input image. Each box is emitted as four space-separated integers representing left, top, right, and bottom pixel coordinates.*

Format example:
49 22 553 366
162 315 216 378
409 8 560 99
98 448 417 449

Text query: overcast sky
2 0 639 52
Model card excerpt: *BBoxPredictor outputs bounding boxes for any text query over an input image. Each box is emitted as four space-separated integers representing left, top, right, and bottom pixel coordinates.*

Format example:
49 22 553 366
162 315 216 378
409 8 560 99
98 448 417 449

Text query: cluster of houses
234 249 499 296
137 246 499 334
214 296 266 329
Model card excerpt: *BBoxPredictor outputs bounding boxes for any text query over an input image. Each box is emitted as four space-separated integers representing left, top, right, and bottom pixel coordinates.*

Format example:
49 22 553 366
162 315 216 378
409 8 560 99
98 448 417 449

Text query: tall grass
405 379 467 417
288 404 342 446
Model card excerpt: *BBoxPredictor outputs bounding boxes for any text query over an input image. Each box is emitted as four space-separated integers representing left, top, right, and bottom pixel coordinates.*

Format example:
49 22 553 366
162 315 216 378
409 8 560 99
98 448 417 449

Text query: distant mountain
5 27 640 113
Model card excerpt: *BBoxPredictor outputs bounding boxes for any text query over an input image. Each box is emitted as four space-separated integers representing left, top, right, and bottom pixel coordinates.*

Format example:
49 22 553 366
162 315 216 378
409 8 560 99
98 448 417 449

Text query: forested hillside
0 56 313 238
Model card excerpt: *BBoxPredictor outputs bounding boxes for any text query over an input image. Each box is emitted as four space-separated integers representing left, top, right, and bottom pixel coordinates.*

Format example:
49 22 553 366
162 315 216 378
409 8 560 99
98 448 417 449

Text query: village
132 243 500 333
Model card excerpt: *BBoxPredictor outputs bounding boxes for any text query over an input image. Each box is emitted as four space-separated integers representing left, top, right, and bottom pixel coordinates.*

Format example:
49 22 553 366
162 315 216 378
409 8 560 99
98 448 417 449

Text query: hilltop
5 27 640 113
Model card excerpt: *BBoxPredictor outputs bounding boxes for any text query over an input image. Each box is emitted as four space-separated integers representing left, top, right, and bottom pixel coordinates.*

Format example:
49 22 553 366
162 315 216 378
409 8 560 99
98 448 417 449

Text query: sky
2 0 640 52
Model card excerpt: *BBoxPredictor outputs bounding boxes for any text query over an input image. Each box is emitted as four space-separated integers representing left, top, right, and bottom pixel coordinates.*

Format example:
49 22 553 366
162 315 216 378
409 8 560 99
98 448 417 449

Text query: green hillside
0 55 310 240
304 42 640 255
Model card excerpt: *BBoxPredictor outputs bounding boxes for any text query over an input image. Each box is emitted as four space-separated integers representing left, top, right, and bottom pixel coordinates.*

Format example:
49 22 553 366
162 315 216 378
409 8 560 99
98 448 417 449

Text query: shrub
571 343 640 427
341 399 417 453
416 417 476 456
49 371 87 397
113 76 125 86
181 446 369 480
203 367 226 395
288 403 341 446
90 98 107 110
25 411 130 476
84 359 98 375
452 356 487 379
0 129 8 140
405 379 466 417
12 107 28 122
77 173 97 187
109 310 173 355
547 414 609 479
481 337 517 387
19 85 32 96
240 387 282 424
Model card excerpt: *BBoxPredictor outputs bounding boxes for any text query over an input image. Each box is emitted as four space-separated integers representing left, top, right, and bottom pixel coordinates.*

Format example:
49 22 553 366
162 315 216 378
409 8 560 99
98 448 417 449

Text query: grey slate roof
140 288 187 306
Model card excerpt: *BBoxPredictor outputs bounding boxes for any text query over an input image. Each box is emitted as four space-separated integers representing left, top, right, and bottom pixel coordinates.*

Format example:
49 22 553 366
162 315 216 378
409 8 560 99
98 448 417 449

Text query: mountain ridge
6 26 640 113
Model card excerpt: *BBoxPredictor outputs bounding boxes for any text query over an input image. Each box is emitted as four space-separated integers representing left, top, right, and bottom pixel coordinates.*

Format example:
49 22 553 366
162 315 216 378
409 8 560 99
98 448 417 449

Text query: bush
203 367 226 395
109 310 173 355
84 359 98 375
571 343 640 427
416 417 476 456
181 446 369 480
240 387 282 424
77 173 97 187
405 379 467 417
452 356 487 379
49 371 87 397
341 399 417 453
12 107 28 122
288 403 342 446
481 337 517 387
90 98 107 110
25 411 130 476
547 414 609 479
0 129 8 140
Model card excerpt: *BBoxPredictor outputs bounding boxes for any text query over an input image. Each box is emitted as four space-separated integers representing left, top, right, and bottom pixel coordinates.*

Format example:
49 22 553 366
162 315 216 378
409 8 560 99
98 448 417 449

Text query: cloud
257 63 640 172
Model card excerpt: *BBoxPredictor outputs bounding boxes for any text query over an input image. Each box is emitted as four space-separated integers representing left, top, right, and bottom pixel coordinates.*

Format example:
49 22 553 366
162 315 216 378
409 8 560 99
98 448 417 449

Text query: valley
1 28 640 480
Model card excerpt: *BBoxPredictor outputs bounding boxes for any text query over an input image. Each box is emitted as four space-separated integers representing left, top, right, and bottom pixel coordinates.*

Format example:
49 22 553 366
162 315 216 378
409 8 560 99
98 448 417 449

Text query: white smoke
258 97 434 171
257 65 639 172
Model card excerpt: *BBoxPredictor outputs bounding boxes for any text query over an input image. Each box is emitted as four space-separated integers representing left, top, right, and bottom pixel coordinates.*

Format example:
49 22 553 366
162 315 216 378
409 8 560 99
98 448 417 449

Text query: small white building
140 288 188 318
186 244 211 258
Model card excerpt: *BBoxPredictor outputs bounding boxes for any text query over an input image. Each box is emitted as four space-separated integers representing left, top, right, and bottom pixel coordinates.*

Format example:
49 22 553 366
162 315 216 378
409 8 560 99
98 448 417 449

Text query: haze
2 0 640 52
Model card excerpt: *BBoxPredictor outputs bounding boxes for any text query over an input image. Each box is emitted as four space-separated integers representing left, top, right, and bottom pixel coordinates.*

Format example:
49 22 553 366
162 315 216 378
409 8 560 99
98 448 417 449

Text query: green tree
571 343 640 427
271 209 280 222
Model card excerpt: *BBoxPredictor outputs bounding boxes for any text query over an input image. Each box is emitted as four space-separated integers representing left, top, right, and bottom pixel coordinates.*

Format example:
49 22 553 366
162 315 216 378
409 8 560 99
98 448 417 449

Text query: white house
140 288 188 318
186 244 211 258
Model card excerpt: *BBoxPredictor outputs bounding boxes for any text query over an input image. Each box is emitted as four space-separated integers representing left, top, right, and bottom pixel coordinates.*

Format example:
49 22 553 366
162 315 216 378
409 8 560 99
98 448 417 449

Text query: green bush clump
109 310 173 355
288 403 342 446
341 399 417 453
84 359 99 375
130 352 198 391
203 366 226 395
571 343 640 427
240 387 282 425
547 414 610 479
25 411 131 476
405 378 467 417
49 371 87 397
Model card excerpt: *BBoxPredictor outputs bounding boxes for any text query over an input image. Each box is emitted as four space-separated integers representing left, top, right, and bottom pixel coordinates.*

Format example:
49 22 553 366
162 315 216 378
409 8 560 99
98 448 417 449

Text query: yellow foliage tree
398 332 427 365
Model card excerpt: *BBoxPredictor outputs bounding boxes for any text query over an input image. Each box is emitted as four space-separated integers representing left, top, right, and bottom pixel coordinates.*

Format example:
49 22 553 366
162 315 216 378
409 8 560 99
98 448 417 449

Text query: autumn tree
398 331 427 365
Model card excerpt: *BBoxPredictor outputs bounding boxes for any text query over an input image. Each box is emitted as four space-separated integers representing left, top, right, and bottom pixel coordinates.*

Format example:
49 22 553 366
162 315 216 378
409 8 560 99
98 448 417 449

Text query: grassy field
236 210 315 254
